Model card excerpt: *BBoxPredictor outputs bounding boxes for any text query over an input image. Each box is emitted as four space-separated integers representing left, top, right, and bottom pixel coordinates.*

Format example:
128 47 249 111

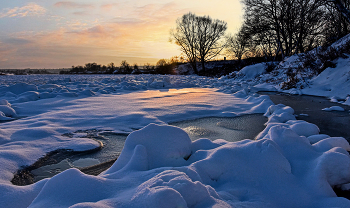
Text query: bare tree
323 0 350 43
171 13 227 73
330 0 350 23
226 27 252 62
242 0 327 59
195 15 227 71
170 13 199 73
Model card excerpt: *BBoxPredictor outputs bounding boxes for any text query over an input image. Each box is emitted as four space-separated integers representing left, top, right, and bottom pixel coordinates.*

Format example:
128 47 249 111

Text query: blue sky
0 1 242 69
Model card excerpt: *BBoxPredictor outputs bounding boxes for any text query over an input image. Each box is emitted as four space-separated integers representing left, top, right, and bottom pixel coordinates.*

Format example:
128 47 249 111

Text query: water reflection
171 114 267 142
27 114 267 184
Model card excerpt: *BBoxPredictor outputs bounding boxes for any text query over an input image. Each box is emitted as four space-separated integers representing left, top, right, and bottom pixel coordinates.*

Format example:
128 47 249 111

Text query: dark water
63 114 267 166
69 132 128 164
22 92 350 184
261 92 350 141
27 114 267 183
30 133 128 183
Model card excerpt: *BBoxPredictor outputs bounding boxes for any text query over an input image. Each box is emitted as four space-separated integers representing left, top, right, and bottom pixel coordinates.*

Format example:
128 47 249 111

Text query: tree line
171 0 350 74
233 0 350 60
60 57 185 75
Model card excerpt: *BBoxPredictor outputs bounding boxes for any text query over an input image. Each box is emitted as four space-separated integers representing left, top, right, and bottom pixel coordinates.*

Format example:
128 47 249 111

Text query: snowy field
1 73 350 207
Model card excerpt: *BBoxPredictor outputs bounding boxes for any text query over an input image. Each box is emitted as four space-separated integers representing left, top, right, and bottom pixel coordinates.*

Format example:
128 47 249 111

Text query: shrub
281 74 300 90
265 62 277 73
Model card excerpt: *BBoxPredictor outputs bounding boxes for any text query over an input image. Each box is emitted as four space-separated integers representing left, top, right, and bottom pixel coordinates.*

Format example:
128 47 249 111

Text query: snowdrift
28 121 350 208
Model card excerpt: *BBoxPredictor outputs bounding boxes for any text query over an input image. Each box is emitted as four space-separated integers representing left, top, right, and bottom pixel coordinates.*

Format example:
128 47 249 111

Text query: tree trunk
201 58 206 72
191 62 198 74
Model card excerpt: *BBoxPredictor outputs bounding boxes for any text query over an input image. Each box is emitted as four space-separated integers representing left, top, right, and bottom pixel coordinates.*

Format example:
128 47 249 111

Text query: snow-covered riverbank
218 34 350 104
0 74 350 207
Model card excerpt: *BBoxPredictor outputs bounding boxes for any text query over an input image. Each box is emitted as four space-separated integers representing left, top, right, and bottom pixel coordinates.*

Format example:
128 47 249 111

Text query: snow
302 58 350 99
27 123 350 208
0 71 350 207
237 63 267 79
103 124 192 174
322 106 345 112
216 34 350 103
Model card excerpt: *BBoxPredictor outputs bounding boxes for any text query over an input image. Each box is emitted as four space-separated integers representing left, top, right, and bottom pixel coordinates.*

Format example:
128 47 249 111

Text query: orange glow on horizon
0 1 243 69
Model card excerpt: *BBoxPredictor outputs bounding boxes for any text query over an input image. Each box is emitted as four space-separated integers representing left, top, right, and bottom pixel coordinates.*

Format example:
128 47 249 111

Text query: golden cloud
54 1 94 9
0 2 198 68
0 3 46 18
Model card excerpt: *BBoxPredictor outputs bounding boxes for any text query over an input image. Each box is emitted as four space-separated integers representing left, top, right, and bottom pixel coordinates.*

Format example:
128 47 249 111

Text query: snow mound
0 83 38 95
27 122 350 208
237 63 266 80
322 106 345 112
0 100 16 120
0 99 11 106
0 105 16 118
103 124 192 174
257 104 320 140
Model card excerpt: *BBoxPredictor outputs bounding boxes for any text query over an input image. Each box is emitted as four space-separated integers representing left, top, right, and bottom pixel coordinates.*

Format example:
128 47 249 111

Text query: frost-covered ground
1 72 350 208
219 55 350 102
219 34 350 104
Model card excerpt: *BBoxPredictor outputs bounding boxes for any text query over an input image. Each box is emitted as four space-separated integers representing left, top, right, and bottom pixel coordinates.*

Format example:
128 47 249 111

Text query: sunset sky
0 1 243 69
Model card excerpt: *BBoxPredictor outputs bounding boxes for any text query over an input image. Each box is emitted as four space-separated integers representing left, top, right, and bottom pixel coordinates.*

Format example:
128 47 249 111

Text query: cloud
133 2 184 23
111 17 143 25
101 3 119 12
54 1 94 9
72 11 90 16
0 2 186 68
2 38 32 45
0 43 16 62
0 3 46 18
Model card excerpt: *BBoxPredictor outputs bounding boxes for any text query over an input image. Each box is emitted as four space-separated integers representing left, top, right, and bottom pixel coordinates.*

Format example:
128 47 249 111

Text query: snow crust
0 74 349 207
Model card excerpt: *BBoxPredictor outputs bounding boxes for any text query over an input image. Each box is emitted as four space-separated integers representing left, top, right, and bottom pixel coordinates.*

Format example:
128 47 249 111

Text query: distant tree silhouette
195 14 227 72
171 13 198 73
171 13 227 73
132 64 141 74
107 62 115 70
85 63 101 72
143 63 155 73
107 62 115 74
226 26 252 62
120 60 132 74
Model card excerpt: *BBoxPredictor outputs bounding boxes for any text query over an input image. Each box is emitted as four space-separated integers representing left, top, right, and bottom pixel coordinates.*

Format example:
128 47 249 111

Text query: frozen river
2 74 350 208
16 114 268 184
